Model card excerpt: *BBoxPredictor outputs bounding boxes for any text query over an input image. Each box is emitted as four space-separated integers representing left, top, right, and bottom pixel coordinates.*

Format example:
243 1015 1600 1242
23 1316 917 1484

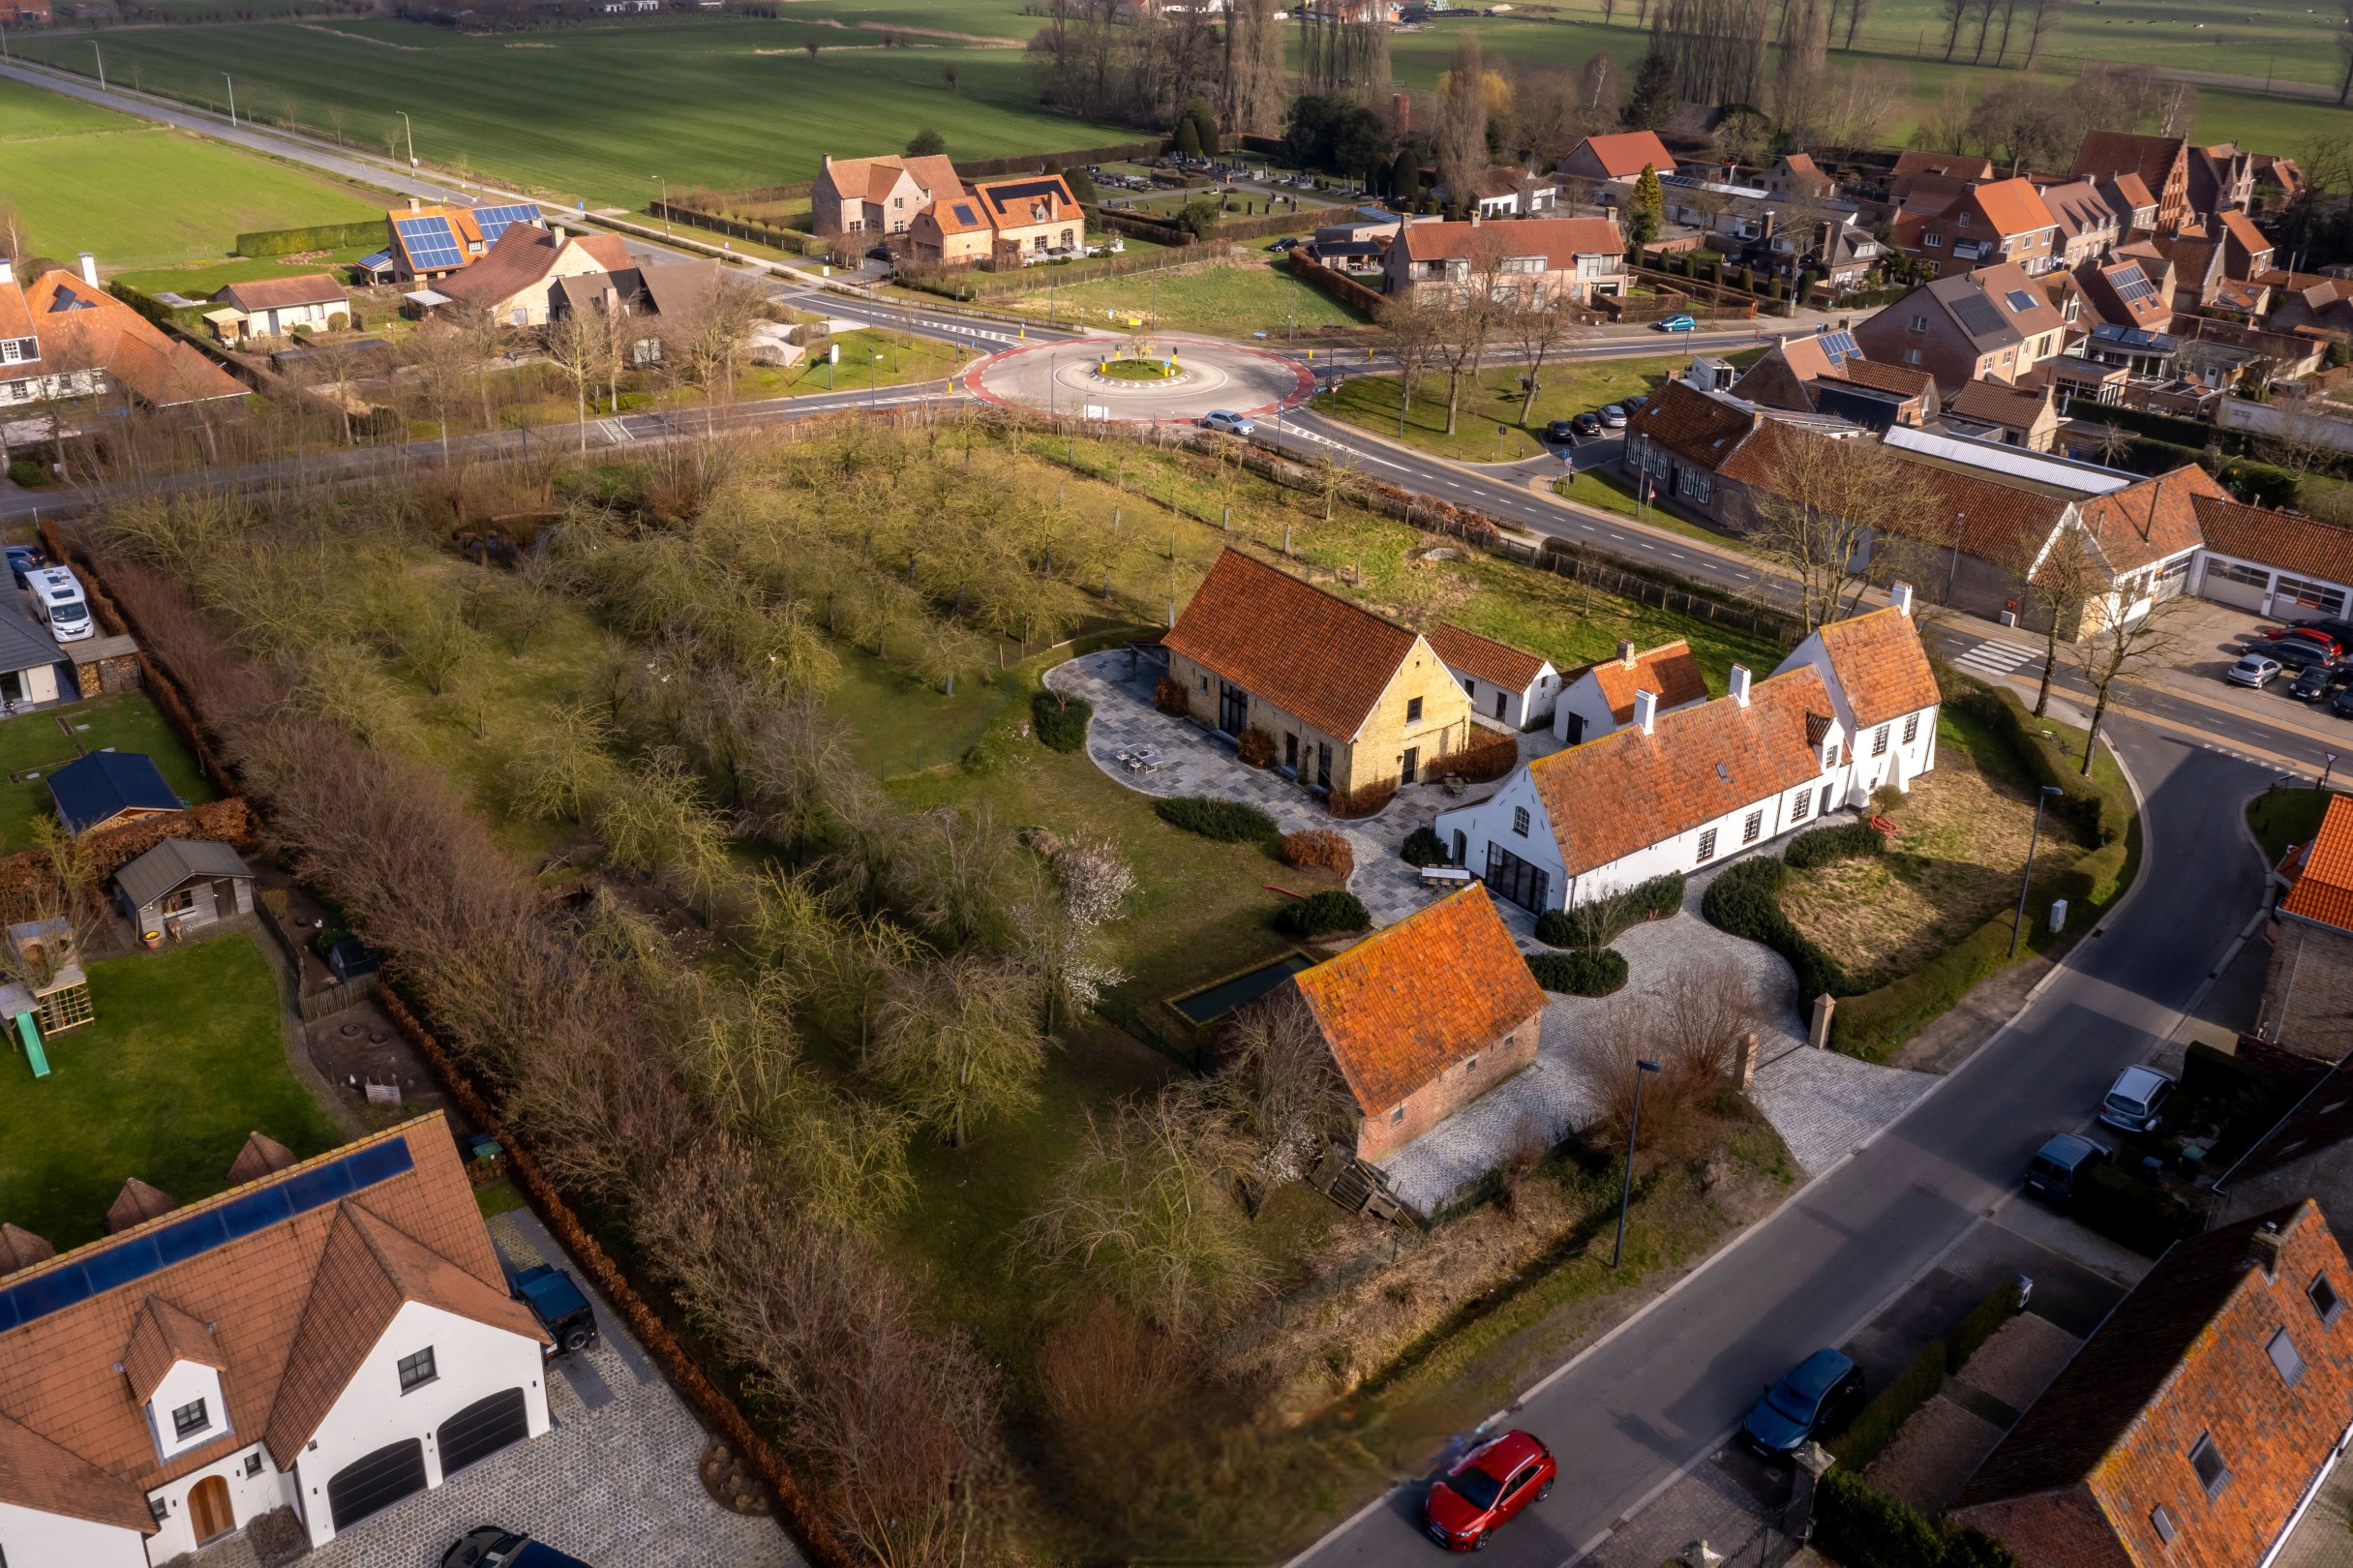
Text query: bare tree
1745 429 1942 629
1381 292 1448 424
403 319 474 468
2011 525 2107 718
869 951 1045 1147
545 302 619 457
1205 988 1356 1214
2023 0 2068 69
2067 590 2193 775
1507 296 1577 423
1434 33 1492 216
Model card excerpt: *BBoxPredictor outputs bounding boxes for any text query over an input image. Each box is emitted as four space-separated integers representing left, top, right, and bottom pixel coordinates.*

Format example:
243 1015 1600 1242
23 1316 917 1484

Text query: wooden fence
1285 249 1385 317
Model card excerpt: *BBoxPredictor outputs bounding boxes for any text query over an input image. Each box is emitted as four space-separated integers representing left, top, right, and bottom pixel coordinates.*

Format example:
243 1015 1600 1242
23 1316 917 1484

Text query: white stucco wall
141 1446 296 1564
1436 769 1569 910
0 1497 150 1568
1444 663 1559 729
289 1301 549 1548
146 1360 230 1466
1771 635 1940 800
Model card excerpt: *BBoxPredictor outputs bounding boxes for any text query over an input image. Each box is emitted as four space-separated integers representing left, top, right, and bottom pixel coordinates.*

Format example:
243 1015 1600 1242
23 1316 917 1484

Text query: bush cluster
1280 829 1354 876
1701 859 1850 1000
1153 677 1192 716
7 457 45 490
1235 725 1276 769
1156 796 1278 843
1532 873 1682 948
1816 1470 2017 1568
2074 1162 2207 1256
1400 826 1448 867
1424 727 1520 784
1031 689 1092 752
1526 948 1628 996
1784 822 1885 870
1327 780 1397 819
1276 889 1370 937
234 220 387 256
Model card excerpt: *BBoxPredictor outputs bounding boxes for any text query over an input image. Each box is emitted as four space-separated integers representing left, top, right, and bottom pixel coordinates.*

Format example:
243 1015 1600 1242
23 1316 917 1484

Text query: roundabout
965 332 1314 424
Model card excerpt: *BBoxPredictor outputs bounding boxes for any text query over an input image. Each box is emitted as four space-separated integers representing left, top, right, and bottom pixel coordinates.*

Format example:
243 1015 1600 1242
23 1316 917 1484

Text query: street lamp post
224 74 236 128
651 176 670 235
2009 785 2066 957
1611 1060 1662 1270
397 110 415 168
92 43 105 93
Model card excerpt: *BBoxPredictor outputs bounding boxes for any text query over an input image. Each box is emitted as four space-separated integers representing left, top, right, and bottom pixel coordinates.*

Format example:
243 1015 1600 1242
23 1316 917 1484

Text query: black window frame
2311 1272 2344 1325
1742 810 1763 844
171 1399 210 1440
2188 1432 2229 1498
1695 829 1718 863
1512 805 1530 837
1406 696 1424 724
397 1347 438 1395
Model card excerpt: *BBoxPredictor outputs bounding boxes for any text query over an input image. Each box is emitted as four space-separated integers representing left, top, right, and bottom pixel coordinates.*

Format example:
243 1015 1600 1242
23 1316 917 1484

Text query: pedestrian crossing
1951 637 2037 679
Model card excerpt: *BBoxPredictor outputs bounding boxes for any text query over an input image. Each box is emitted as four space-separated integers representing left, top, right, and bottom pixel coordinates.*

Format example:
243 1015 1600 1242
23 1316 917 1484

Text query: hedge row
1817 1471 2017 1568
1701 858 1851 1001
1947 686 2129 846
1527 947 1629 996
1156 795 1279 842
1031 689 1091 752
1831 1336 1949 1469
1533 872 1683 949
1784 821 1885 870
1276 889 1369 937
1424 725 1520 785
1287 249 1387 317
2075 1161 2207 1256
236 220 386 256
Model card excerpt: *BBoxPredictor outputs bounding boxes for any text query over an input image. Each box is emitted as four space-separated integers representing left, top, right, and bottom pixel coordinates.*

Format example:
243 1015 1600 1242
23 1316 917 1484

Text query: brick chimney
1633 688 1658 736
1617 639 1637 668
2250 1221 2285 1281
1729 665 1752 708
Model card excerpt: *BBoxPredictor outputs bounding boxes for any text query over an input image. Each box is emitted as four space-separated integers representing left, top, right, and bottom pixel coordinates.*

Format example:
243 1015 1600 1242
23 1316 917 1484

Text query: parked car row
1540 394 1646 449
2227 618 2353 717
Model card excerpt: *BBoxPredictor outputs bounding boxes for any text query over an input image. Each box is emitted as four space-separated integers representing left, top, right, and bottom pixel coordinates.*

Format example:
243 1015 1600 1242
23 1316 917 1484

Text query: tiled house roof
21 271 246 407
1945 378 2051 428
2192 495 2353 584
1586 640 1708 723
1399 216 1623 264
1814 606 1942 729
1970 177 2062 240
437 225 630 312
1163 549 1421 740
0 1409 152 1533
1291 884 1547 1116
2281 794 2353 935
1829 359 1938 399
105 1178 176 1234
0 1224 53 1279
212 274 346 313
2074 464 2228 572
1569 131 1674 179
226 1131 298 1187
1892 150 1995 182
1527 666 1838 878
1426 623 1550 693
2072 131 2185 198
121 1296 225 1404
1623 379 1758 470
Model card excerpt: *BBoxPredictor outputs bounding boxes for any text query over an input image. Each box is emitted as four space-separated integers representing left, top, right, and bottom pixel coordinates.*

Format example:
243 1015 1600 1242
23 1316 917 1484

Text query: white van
25 566 94 644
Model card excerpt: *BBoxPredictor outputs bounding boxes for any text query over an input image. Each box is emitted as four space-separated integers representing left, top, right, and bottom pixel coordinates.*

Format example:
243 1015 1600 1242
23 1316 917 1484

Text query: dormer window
172 1399 210 1439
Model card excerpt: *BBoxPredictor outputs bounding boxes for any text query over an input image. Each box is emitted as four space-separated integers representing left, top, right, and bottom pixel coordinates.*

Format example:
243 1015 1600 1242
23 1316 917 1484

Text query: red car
2261 626 2346 657
1424 1430 1556 1551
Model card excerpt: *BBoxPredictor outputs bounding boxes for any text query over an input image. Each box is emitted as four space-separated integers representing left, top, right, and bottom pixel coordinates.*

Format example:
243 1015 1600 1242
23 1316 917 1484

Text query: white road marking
1951 637 2038 678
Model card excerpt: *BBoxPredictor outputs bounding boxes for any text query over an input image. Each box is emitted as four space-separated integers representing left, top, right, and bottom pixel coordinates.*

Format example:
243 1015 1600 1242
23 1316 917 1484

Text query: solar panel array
1948 293 2009 339
1817 329 1860 365
2112 268 2157 305
395 215 464 271
951 203 980 226
357 250 394 272
471 202 542 246
0 1138 416 1334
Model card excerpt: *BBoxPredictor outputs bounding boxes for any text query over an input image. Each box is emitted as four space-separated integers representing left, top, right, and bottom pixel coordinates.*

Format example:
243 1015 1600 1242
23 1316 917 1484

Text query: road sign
828 344 839 365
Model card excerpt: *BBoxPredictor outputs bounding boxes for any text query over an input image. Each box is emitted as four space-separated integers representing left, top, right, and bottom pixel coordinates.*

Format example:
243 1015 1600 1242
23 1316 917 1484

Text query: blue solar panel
471 202 542 246
0 1138 417 1334
357 250 394 271
1817 329 1859 365
395 216 464 271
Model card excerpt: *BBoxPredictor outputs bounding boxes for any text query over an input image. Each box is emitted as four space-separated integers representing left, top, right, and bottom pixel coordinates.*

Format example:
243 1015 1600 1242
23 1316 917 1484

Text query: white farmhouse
1552 638 1709 746
1425 622 1561 730
0 1116 554 1566
1435 592 1941 913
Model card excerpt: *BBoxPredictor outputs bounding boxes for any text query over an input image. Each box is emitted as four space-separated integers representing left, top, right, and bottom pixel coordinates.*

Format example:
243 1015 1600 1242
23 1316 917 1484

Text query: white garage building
2189 494 2353 622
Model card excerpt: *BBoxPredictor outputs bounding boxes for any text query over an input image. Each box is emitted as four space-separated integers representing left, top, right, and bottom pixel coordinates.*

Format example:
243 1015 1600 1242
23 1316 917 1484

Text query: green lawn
110 251 374 303
1003 256 1373 338
13 17 1131 207
0 76 383 270
2248 785 2344 865
1326 350 1760 465
0 692 217 850
0 933 343 1251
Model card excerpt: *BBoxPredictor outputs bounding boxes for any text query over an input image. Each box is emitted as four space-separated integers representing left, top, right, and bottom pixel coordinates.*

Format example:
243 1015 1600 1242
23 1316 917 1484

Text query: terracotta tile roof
1571 131 1674 179
1892 150 1994 181
974 174 1081 230
2281 794 2353 934
1586 640 1707 724
212 274 346 314
2211 278 2268 313
1528 666 1838 878
226 1132 298 1187
2074 464 2227 573
0 1225 53 1280
1946 378 2050 426
1400 216 1623 265
1164 549 1422 741
1426 622 1550 693
0 1408 152 1534
437 226 629 312
1292 884 1547 1115
1828 359 1937 399
1879 450 2070 561
1624 378 1757 471
1814 606 1941 729
1971 177 2060 239
0 1116 535 1509
2193 495 2353 587
924 196 992 235
384 204 485 272
121 1295 226 1405
2038 180 2118 242
0 278 33 343
21 271 246 407
2072 131 2184 196
106 1179 175 1234
820 153 963 206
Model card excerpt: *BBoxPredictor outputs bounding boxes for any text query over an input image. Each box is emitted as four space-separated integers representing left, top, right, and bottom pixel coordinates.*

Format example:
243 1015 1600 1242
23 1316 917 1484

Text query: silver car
2226 654 2282 688
1600 404 1629 428
1200 409 1255 436
2098 1065 2176 1134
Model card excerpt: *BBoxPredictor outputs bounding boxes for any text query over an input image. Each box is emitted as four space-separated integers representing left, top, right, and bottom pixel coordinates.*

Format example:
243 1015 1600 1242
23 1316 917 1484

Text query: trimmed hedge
1401 826 1447 867
1276 889 1370 937
2075 1161 2206 1256
236 220 386 256
1948 686 2129 845
1155 796 1279 843
1950 1275 2028 1371
1527 948 1629 996
1533 873 1683 949
1702 859 1850 1000
1832 1338 1948 1468
1785 821 1885 870
1031 689 1092 752
1817 1471 2018 1568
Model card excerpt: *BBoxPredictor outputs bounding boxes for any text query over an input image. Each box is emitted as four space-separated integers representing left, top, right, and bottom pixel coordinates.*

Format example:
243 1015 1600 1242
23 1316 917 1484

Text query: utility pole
651 175 670 235
224 74 236 128
2009 786 2064 957
93 43 105 94
398 110 415 168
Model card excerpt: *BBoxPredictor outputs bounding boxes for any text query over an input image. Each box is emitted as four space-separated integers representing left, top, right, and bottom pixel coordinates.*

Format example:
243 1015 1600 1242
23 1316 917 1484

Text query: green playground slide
15 1012 47 1078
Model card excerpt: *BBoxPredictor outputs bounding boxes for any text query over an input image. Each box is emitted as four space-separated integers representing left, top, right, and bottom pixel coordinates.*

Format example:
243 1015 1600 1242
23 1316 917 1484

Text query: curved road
1295 714 2274 1567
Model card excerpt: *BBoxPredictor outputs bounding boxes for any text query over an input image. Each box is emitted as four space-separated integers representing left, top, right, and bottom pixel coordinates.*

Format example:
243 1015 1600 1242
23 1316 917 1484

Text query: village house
811 151 964 239
2188 493 2353 623
1950 1201 2353 1568
428 222 632 329
2188 141 2258 227
2072 130 2191 234
201 276 347 346
1381 215 1628 306
2248 791 2353 1068
1555 131 1676 190
1941 379 2060 450
0 1118 552 1566
1891 177 2061 279
2095 171 2161 238
1286 884 1549 1164
1433 595 1938 914
1852 264 2071 389
965 174 1087 265
1887 150 1995 203
1730 334 1938 428
2037 180 2124 271
1161 549 1473 799
1434 166 1560 219
2077 255 2174 335
1760 152 1835 200
1424 622 1560 730
1551 638 1708 746
549 256 722 367
8 258 245 413
357 202 492 286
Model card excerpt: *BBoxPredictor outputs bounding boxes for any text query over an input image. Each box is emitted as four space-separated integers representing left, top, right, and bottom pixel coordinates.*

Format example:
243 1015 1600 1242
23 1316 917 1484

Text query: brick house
905 196 997 266
15 260 245 411
1161 549 1473 799
811 152 964 239
431 223 631 329
2072 131 2191 234
2039 180 2125 271
2096 172 2161 238
2218 211 2277 280
2078 256 2174 335
1424 622 1560 731
1892 177 2061 279
963 174 1087 265
0 1118 551 1566
2188 141 2259 227
1556 131 1675 188
1852 264 2072 389
1382 216 1628 306
1942 379 2060 451
1888 150 1995 201
1951 1200 2353 1568
1551 638 1708 745
1287 884 1549 1163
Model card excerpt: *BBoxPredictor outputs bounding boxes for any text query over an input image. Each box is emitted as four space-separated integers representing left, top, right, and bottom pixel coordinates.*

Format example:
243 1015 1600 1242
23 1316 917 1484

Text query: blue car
443 1527 593 1568
509 1264 599 1356
1742 1348 1866 1456
1654 314 1699 332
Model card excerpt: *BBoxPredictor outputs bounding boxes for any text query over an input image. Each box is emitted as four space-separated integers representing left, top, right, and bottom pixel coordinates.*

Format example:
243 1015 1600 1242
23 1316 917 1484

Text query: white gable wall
1553 668 1622 744
289 1300 548 1548
146 1360 229 1465
141 1445 296 1564
1444 661 1560 729
0 1497 150 1568
1771 637 1939 803
1435 769 1567 911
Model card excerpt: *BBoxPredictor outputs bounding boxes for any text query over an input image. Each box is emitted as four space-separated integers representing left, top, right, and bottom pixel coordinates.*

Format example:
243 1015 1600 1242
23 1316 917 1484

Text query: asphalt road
1295 715 2275 1567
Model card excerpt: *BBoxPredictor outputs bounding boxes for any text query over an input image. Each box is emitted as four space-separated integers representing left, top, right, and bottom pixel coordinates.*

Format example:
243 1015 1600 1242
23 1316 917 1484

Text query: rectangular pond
1170 952 1313 1025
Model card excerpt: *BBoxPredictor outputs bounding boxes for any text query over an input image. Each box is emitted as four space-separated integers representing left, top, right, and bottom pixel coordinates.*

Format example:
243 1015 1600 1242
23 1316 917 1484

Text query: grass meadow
0 75 381 269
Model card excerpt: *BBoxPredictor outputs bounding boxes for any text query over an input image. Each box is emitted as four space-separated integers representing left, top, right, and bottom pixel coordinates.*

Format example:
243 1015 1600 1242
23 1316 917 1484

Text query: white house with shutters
1433 591 1941 914
0 1117 552 1567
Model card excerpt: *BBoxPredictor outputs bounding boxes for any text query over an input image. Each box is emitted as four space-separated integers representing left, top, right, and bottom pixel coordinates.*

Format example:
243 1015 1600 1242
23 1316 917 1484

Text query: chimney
1469 211 1481 227
2249 1221 2285 1281
1617 639 1637 668
407 196 421 214
550 223 565 244
1890 582 1916 618
0 259 12 287
77 253 97 286
1729 665 1752 707
1393 90 1411 136
1633 688 1658 736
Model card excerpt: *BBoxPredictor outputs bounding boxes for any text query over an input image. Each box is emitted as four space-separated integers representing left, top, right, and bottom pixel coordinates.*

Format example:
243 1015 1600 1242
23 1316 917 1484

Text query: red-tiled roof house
1425 622 1560 731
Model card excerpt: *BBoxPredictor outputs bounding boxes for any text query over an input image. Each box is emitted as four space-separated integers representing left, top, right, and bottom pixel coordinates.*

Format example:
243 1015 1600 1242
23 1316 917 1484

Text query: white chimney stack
1729 665 1752 708
77 253 97 286
0 259 13 287
1891 582 1916 618
1633 688 1658 736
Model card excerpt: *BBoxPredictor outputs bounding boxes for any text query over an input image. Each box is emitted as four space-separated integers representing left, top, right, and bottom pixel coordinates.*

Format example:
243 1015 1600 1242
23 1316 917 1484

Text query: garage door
327 1439 426 1531
437 1388 530 1478
2198 558 2271 612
